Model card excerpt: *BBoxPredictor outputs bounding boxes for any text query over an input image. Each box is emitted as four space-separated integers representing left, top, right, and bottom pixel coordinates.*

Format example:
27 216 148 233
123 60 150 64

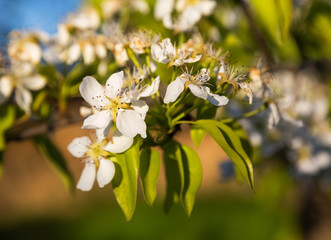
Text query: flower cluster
2 0 329 221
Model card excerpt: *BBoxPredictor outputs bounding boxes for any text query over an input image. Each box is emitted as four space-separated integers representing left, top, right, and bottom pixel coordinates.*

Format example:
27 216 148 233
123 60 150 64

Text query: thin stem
172 105 197 125
222 102 268 123
175 120 194 125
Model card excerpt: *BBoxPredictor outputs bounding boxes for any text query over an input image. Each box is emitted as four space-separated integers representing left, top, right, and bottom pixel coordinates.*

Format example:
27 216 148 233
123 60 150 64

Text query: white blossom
79 71 153 138
151 38 201 67
68 131 133 191
164 68 228 106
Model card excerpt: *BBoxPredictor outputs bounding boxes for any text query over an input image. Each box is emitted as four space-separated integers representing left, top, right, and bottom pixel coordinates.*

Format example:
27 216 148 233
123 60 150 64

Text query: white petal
188 84 208 100
154 0 174 19
77 160 96 191
117 110 147 138
183 54 202 63
83 43 95 65
105 71 124 98
22 75 46 91
104 130 133 153
82 110 112 129
139 76 160 98
67 136 91 158
96 121 112 141
163 38 176 59
97 158 115 188
268 103 280 129
198 1 216 16
67 43 81 64
203 87 229 106
151 43 168 63
95 43 107 58
15 87 32 113
79 76 105 109
163 77 185 103
0 76 13 103
207 93 229 106
131 100 149 118
80 106 93 117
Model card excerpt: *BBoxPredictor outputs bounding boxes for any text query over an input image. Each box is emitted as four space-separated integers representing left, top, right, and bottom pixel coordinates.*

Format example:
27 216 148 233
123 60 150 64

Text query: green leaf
197 103 217 120
195 120 254 189
190 127 206 149
112 140 140 221
250 0 293 44
228 121 254 161
163 141 184 213
139 148 161 206
276 0 292 41
180 145 202 216
34 135 74 190
0 105 16 179
0 105 16 136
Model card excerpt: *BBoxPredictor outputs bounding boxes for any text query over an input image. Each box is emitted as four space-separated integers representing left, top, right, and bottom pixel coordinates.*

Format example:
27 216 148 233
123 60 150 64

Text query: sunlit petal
97 157 115 188
82 110 112 129
67 136 91 158
105 71 124 98
22 75 47 91
80 76 105 109
15 87 32 113
188 84 208 100
104 130 133 153
117 110 147 138
77 160 96 191
139 76 160 98
163 77 185 103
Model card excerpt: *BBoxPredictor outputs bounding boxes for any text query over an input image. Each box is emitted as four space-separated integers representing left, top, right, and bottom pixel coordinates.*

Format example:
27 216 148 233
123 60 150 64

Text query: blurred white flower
151 38 201 67
0 62 46 112
66 6 100 30
8 31 49 65
155 0 216 32
102 0 149 19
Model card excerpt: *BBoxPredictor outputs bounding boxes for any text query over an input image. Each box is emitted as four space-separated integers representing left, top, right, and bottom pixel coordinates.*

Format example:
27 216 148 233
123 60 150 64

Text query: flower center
85 140 109 168
103 96 132 122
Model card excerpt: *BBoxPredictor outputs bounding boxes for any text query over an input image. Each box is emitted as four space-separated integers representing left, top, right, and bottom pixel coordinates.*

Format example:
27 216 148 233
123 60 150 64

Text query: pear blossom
58 32 108 65
0 62 46 112
8 31 49 65
79 71 159 138
215 62 253 104
129 30 160 54
155 0 216 32
67 132 133 191
164 68 229 106
66 6 100 30
101 0 149 19
151 38 201 67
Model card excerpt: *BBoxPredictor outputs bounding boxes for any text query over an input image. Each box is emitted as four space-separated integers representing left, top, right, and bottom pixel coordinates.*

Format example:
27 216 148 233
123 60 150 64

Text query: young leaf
228 121 254 161
277 0 292 41
0 105 15 178
163 141 184 213
217 122 254 187
112 140 140 221
34 135 74 190
190 127 206 148
180 145 202 216
139 148 161 206
194 119 254 189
